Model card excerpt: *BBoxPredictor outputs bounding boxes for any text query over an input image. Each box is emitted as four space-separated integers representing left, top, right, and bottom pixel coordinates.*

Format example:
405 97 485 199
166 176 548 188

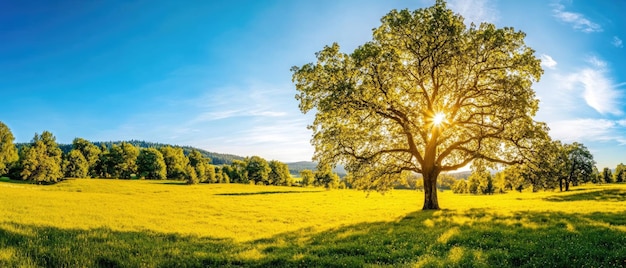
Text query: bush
452 180 468 194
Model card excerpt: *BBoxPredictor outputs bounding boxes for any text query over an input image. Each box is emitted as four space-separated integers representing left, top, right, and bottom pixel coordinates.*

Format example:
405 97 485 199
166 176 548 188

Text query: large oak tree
292 0 546 209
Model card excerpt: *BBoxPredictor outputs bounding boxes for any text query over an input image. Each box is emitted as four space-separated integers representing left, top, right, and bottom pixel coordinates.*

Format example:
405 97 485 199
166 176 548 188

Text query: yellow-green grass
1 179 625 267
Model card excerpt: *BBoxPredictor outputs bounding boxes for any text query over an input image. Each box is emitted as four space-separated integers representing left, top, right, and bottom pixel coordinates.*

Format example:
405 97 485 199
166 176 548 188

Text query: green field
1 179 625 267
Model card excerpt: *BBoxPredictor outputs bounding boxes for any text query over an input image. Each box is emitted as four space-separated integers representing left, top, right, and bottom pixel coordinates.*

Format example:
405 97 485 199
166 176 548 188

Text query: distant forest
17 140 244 165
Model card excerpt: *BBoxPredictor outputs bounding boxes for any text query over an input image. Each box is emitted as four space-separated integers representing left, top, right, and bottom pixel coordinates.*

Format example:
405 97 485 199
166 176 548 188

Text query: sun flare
433 112 446 125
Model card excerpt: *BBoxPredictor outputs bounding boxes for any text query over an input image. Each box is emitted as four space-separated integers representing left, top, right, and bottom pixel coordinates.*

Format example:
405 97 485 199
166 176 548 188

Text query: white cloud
586 56 607 68
448 0 498 25
188 82 293 123
192 109 287 123
612 36 623 48
549 119 626 145
556 57 623 115
540 54 558 69
552 3 602 33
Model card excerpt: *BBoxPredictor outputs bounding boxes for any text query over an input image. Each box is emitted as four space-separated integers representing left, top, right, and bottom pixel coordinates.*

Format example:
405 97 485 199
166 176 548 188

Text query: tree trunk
422 173 440 210
565 179 570 191
559 178 563 192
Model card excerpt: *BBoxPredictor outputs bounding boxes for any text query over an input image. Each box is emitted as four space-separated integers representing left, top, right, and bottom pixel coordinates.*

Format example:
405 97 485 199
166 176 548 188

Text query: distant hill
286 161 347 177
445 170 472 179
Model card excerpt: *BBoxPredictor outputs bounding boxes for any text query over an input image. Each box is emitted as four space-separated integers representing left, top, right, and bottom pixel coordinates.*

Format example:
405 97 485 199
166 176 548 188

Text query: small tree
218 167 230 183
590 166 600 184
268 160 292 186
20 131 63 183
314 164 340 189
467 164 492 194
72 138 101 178
501 165 526 192
246 156 270 185
188 150 215 183
0 121 18 176
185 164 198 184
467 173 481 194
160 146 189 180
63 149 88 178
559 142 595 190
451 180 468 194
207 165 217 183
136 148 167 180
300 169 315 187
483 174 495 195
614 163 625 183
94 144 111 178
227 160 248 183
109 142 139 179
601 167 613 183
492 171 507 193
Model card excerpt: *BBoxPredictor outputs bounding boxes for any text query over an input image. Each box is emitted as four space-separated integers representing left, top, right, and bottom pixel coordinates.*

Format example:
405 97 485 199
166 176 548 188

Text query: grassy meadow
1 178 625 267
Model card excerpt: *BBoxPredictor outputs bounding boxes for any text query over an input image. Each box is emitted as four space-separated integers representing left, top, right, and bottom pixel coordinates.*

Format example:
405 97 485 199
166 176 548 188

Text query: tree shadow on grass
2 209 625 267
215 191 323 196
544 189 626 202
0 177 35 185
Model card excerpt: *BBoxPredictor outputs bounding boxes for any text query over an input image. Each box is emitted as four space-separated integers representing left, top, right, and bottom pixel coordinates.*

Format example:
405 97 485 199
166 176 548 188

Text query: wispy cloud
540 54 558 69
189 82 292 123
552 2 602 33
586 56 607 68
175 81 315 161
557 56 623 115
448 0 498 25
549 119 626 145
612 36 623 48
192 109 287 123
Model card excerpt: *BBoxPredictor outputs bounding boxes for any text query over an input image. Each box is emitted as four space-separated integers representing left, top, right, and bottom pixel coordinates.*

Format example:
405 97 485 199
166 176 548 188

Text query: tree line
449 141 625 194
1 121 621 191
396 140 624 195
0 121 345 187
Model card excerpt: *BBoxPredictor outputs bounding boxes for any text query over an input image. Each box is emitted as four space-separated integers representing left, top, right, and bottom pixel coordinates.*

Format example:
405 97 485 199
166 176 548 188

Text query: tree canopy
246 156 271 185
558 142 594 191
292 0 546 209
136 148 167 180
72 138 102 178
160 146 189 180
20 131 64 183
109 142 139 179
614 163 625 183
63 149 88 178
268 160 293 186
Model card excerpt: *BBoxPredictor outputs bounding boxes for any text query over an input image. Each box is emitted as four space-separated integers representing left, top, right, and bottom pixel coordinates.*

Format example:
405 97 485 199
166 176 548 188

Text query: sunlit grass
0 179 419 241
1 179 625 266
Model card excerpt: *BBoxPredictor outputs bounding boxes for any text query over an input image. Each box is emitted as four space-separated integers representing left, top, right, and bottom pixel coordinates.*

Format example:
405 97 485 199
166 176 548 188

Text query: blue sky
1 0 624 169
